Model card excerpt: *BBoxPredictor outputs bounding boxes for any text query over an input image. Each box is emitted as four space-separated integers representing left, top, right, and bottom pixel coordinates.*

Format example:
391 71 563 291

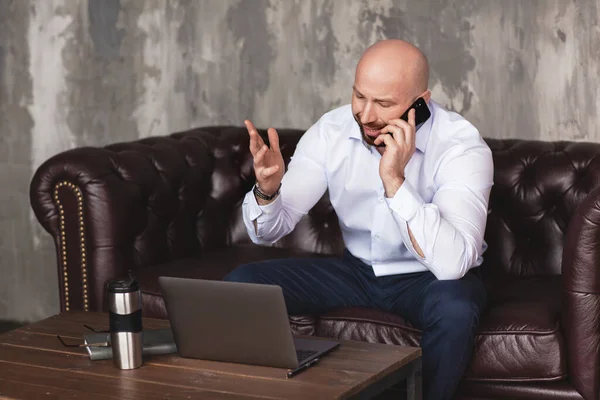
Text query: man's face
351 78 413 146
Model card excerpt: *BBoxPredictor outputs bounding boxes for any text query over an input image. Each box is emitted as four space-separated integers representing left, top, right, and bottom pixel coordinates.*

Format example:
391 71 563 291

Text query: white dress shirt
242 99 494 280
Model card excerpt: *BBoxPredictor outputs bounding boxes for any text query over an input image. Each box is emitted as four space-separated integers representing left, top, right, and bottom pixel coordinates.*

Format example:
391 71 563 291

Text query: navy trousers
223 249 487 400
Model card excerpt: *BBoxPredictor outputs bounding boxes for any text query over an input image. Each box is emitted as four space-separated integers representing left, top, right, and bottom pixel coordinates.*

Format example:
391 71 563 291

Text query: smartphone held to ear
400 97 431 129
377 97 431 147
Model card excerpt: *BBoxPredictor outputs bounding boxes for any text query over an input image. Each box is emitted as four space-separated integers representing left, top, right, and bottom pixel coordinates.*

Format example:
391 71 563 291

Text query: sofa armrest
30 134 217 313
562 185 600 400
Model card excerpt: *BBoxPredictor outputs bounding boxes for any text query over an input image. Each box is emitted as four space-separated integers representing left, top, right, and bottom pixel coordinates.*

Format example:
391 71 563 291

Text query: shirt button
373 235 380 240
379 197 384 203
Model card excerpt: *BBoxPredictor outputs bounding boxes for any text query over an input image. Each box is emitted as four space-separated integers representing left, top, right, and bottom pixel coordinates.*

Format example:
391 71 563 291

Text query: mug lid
106 276 140 293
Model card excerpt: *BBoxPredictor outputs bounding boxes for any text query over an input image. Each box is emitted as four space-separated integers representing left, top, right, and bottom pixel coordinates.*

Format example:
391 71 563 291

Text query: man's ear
421 90 432 103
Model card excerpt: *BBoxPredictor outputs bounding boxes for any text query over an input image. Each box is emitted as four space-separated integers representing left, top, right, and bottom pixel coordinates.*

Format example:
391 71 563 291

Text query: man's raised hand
245 120 284 196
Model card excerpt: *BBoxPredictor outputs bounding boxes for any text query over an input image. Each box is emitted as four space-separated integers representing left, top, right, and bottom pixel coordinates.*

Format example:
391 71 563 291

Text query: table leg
406 358 422 400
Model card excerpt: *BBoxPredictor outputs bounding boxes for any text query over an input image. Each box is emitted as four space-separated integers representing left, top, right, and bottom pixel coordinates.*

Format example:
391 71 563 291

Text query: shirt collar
347 101 434 153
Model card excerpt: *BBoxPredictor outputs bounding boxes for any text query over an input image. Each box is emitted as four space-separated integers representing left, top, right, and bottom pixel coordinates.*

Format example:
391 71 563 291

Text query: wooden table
0 312 422 399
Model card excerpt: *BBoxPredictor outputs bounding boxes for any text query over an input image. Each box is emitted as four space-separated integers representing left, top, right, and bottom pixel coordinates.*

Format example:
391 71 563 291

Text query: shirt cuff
243 189 283 222
385 180 425 221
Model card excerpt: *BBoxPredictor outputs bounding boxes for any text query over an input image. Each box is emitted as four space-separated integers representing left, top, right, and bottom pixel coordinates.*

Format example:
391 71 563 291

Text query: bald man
225 39 493 400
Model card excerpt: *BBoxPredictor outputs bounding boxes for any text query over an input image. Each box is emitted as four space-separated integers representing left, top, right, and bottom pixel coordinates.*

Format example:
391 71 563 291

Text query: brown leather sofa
30 126 600 399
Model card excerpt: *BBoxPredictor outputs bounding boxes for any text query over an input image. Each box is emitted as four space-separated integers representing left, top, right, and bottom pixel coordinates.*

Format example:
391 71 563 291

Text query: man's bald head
351 39 431 147
355 39 429 99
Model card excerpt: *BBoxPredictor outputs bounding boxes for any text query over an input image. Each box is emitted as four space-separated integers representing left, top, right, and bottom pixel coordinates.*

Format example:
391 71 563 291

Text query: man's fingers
260 164 280 179
267 128 281 153
380 125 406 145
406 109 416 149
408 108 416 128
386 116 416 148
373 133 397 148
245 119 258 133
245 119 265 155
386 119 412 132
254 145 268 166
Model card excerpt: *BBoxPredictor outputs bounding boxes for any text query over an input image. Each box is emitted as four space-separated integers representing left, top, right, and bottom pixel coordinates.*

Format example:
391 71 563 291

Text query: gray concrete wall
1 0 598 322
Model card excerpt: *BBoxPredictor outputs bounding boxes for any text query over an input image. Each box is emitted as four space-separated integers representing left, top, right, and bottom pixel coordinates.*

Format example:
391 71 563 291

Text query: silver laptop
158 276 340 372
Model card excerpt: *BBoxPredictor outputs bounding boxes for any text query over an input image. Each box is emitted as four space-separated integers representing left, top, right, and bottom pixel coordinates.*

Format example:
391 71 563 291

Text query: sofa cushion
467 276 566 382
316 276 566 382
316 307 421 346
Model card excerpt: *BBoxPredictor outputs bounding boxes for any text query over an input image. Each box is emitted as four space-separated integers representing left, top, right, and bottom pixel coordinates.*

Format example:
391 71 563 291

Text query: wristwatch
253 183 281 201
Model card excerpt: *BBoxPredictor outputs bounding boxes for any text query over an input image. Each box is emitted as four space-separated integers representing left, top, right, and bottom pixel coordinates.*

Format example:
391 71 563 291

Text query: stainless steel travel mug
106 277 143 369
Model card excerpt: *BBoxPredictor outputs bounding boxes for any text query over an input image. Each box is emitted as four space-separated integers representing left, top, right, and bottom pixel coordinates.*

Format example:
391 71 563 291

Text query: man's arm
242 122 328 244
385 143 494 280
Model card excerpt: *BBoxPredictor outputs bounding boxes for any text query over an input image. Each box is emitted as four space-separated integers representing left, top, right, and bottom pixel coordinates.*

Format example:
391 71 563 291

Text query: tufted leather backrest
96 130 216 267
32 126 600 279
482 139 600 277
